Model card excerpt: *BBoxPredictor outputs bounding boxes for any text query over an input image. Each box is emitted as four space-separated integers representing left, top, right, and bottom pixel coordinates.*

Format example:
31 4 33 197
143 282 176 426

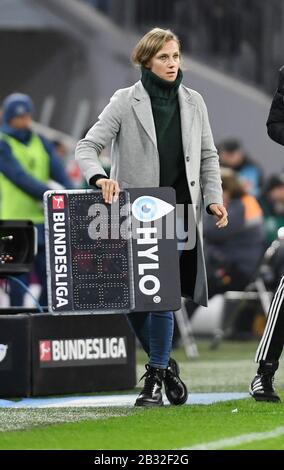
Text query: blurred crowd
173 0 283 90
82 0 284 94
203 138 284 301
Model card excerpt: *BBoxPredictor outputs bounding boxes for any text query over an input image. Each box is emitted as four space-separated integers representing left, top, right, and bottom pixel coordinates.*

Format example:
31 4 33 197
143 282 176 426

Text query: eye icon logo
132 196 174 222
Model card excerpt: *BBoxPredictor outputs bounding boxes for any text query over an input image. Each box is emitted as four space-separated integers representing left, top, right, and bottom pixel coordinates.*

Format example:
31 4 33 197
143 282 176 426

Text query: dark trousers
126 310 174 369
255 275 284 362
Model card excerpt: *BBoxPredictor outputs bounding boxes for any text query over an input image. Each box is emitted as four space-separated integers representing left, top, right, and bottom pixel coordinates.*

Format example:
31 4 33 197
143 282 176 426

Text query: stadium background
1 0 284 451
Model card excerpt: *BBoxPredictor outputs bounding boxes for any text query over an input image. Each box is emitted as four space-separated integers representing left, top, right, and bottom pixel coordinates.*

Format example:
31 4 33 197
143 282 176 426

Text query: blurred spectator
53 140 69 159
259 174 284 245
0 93 73 307
204 0 242 58
218 139 263 198
53 139 83 188
173 0 283 93
204 168 265 298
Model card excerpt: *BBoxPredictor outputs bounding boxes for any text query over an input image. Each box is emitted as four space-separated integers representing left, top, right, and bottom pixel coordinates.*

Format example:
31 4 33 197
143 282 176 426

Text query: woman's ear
144 59 152 70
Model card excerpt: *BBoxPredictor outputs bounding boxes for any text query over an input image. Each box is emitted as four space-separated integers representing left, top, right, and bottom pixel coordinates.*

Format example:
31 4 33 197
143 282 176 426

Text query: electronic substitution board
44 188 181 314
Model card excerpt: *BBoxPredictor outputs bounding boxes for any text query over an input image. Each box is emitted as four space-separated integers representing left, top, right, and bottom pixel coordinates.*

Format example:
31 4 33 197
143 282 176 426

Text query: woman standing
76 28 227 407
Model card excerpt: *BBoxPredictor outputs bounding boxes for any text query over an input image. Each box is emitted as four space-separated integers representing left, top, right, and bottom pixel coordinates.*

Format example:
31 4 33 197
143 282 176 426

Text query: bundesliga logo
52 195 65 210
52 208 68 308
39 337 127 365
39 340 51 362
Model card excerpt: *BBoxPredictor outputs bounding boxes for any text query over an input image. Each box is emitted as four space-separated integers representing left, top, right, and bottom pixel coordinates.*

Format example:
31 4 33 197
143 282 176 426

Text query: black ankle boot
135 364 165 407
250 360 280 402
164 357 188 405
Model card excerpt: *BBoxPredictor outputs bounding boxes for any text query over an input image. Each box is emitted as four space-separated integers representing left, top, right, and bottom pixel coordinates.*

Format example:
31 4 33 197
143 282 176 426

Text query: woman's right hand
96 178 120 204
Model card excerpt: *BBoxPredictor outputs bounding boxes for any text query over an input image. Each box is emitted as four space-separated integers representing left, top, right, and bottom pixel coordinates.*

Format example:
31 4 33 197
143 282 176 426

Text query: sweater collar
141 66 183 101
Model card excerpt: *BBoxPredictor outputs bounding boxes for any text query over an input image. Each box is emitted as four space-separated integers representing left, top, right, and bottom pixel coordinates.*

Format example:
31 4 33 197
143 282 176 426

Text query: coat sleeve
75 90 122 184
266 92 284 146
198 95 223 211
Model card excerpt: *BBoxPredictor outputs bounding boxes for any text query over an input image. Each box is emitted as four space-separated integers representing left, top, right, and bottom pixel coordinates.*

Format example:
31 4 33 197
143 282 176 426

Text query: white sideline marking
181 427 284 450
0 393 248 409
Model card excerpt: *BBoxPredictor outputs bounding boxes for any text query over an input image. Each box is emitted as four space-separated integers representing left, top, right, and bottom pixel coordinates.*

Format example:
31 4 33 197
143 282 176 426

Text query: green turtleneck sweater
141 67 191 204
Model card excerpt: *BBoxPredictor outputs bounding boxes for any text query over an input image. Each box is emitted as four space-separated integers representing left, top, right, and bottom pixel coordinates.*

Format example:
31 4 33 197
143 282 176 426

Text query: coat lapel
132 81 196 154
178 85 197 155
132 81 157 149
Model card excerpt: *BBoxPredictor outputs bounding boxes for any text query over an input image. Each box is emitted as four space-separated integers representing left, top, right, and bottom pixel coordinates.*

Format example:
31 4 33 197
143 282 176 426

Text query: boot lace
139 365 160 394
166 363 181 386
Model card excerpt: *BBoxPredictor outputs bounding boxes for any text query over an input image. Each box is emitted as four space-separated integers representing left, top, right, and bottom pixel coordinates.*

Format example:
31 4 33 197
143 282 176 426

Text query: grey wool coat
75 80 223 306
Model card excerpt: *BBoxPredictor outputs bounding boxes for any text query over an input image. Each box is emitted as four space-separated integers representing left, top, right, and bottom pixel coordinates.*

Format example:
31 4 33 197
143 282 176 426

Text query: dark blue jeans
127 310 174 369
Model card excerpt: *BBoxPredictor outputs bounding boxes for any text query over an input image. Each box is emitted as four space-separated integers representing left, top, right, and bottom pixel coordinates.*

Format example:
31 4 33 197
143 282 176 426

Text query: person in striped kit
250 65 284 402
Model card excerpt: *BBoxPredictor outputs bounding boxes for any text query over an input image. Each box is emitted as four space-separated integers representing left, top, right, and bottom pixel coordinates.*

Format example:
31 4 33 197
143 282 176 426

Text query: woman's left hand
209 204 228 228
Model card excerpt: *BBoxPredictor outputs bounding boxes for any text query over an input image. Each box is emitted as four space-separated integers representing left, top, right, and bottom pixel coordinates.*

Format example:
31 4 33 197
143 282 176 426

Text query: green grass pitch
1 340 284 450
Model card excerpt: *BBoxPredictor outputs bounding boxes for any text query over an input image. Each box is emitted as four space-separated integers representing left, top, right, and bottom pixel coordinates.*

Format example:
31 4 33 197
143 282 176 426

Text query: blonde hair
131 27 181 67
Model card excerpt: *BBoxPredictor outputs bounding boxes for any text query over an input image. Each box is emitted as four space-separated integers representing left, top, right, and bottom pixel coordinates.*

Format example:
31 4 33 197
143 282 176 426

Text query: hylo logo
132 196 174 299
52 195 65 210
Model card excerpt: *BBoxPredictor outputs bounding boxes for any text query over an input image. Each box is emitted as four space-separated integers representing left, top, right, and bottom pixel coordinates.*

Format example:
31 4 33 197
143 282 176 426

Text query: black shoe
164 358 188 405
135 364 165 407
250 360 280 402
